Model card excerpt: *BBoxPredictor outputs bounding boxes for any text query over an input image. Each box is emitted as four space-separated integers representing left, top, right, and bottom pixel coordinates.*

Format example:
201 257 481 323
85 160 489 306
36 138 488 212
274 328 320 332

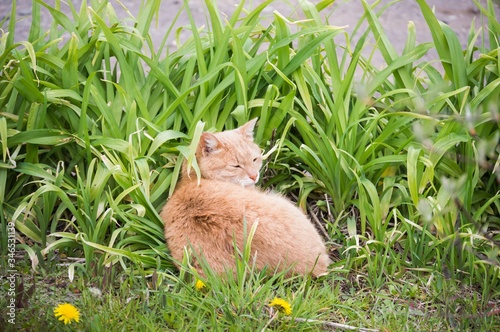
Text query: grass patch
2 254 498 331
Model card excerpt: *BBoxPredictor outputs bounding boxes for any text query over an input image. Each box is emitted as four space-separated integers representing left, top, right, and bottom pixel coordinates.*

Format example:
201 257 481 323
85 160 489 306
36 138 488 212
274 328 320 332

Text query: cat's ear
199 132 220 156
238 118 258 140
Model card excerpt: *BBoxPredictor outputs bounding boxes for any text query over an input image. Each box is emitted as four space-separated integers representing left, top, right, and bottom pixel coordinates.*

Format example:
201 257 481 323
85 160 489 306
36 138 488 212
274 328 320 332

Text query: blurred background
2 0 499 56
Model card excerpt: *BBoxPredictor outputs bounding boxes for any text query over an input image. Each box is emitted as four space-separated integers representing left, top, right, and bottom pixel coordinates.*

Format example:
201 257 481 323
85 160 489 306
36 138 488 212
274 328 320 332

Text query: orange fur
161 119 330 277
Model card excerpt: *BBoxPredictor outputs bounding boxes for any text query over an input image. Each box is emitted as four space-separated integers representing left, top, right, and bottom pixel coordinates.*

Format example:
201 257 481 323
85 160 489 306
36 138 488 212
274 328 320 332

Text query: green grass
2 250 497 331
1 0 499 330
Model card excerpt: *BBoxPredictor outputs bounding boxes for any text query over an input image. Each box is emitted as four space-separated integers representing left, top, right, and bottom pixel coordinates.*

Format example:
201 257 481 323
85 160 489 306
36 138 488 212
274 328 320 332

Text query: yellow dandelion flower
54 303 80 325
269 297 292 315
195 279 206 291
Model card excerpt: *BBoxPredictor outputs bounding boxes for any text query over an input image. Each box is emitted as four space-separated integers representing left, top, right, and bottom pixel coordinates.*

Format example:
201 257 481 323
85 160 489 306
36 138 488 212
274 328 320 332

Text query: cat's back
162 178 300 224
162 178 330 276
162 178 324 253
162 178 246 220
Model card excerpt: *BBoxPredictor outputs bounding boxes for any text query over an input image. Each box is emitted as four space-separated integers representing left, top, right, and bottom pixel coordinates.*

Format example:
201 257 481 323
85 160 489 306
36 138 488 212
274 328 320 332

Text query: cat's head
192 118 262 187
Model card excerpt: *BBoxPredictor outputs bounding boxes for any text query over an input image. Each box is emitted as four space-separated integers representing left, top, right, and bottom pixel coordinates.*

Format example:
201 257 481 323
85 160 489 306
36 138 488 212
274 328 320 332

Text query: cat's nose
248 173 258 182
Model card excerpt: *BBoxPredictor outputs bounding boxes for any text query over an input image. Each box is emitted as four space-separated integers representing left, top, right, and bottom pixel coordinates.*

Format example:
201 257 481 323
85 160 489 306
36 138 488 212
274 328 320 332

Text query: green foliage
1 0 499 329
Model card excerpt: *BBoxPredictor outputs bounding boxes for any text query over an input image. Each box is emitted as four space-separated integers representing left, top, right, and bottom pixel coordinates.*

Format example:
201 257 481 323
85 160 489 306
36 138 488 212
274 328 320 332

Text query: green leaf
8 129 73 146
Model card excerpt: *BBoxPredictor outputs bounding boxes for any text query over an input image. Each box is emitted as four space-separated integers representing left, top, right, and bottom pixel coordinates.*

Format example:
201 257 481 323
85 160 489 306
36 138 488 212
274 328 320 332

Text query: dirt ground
1 0 499 67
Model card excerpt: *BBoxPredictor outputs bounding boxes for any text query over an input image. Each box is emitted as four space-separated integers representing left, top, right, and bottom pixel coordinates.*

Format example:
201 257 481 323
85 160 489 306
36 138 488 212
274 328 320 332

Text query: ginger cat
161 119 330 277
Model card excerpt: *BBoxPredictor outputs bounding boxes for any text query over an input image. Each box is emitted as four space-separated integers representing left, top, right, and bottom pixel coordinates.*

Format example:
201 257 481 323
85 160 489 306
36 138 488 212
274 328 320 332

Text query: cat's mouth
238 178 258 187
